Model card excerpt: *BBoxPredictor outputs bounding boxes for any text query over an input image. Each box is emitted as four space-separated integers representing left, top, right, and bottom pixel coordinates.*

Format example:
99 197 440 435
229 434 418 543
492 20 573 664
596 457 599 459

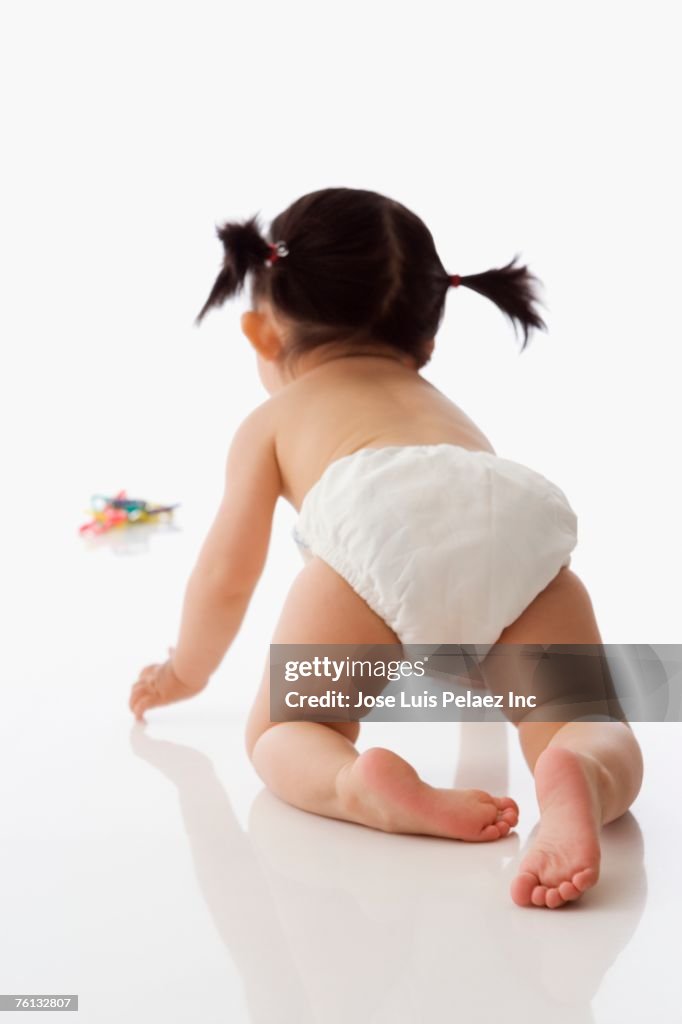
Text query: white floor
1 513 680 1023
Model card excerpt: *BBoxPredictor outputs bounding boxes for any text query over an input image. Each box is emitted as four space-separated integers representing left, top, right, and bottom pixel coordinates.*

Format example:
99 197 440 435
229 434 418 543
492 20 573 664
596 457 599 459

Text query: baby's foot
511 747 602 909
337 747 518 842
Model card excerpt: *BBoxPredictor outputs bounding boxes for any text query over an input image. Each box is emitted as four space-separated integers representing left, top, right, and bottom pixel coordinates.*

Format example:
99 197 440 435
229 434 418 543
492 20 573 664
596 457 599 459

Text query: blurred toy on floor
79 489 180 536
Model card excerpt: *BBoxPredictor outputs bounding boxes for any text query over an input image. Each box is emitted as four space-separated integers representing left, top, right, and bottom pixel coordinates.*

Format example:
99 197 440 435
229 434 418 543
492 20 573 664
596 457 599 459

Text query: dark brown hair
196 187 547 366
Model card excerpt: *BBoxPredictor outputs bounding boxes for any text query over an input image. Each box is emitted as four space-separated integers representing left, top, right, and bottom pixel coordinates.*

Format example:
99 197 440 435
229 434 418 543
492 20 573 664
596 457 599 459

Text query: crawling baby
129 187 643 909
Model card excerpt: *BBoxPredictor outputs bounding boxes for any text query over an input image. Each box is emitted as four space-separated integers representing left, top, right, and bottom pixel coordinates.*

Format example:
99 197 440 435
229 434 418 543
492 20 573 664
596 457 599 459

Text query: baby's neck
287 345 418 380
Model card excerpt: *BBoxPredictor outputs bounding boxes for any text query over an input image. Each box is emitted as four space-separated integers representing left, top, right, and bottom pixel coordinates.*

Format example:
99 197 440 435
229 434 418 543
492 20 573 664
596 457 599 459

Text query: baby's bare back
271 356 496 511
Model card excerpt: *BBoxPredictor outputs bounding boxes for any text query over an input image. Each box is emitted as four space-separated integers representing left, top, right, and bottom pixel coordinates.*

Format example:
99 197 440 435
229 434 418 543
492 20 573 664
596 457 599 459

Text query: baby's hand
129 647 207 721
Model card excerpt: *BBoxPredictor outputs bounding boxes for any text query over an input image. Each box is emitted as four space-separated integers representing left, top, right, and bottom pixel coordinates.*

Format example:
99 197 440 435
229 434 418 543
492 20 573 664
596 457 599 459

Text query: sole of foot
511 746 602 909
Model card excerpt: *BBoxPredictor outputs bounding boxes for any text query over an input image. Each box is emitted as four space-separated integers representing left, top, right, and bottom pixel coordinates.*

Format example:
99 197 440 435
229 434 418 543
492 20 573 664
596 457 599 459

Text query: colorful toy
79 489 180 536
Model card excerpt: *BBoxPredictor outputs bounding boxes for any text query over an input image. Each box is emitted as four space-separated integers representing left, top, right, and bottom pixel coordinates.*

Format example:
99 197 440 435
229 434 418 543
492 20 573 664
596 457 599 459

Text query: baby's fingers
137 664 162 684
131 682 160 721
132 696 154 722
129 676 155 710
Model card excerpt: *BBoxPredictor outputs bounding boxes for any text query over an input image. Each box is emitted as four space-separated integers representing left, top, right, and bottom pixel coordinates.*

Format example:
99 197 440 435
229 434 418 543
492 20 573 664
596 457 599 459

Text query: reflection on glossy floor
127 724 652 1024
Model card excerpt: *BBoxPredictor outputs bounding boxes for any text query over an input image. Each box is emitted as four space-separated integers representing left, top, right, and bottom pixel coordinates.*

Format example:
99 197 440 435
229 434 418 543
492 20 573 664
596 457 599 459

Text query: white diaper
292 444 578 650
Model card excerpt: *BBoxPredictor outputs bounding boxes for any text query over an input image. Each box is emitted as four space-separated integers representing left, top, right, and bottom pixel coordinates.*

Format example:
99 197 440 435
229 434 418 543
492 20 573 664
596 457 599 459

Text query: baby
129 187 643 909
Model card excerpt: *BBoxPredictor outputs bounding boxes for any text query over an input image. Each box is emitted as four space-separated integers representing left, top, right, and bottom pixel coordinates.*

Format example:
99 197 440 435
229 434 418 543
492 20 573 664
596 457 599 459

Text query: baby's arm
173 404 282 686
130 405 281 718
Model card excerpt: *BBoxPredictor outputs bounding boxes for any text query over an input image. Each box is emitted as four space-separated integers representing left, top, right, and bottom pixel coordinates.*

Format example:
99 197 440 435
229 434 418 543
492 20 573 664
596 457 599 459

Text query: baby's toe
573 867 599 892
510 871 538 906
545 887 565 909
558 880 580 901
494 796 519 814
479 823 502 841
531 885 548 907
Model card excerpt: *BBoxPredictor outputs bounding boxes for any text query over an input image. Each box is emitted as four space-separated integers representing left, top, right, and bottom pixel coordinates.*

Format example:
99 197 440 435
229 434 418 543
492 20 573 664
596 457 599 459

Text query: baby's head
196 187 547 390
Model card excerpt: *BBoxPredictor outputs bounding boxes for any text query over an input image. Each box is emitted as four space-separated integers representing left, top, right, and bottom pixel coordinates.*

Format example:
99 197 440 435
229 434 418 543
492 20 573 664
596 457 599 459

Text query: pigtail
458 255 547 351
195 214 271 324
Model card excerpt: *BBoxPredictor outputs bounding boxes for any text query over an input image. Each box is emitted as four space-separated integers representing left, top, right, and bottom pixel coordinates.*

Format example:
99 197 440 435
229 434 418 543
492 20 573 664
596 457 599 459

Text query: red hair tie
449 274 462 288
266 241 289 266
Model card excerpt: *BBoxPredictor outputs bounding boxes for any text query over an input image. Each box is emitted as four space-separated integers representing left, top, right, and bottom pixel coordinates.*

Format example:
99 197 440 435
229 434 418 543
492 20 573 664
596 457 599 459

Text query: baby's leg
486 567 644 908
246 557 518 842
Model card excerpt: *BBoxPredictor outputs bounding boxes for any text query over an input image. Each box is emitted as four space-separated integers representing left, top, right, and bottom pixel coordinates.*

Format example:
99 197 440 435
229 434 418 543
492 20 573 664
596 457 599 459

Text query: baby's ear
240 310 282 361
240 310 263 351
240 310 257 342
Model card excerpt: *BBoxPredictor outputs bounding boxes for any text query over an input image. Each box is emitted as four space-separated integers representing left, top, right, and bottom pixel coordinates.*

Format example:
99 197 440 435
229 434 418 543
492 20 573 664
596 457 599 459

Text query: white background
0 2 680 1022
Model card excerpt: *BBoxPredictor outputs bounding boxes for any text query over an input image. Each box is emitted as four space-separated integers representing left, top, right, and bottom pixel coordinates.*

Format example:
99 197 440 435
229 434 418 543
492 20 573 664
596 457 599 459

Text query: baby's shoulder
232 395 280 441
231 391 299 462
